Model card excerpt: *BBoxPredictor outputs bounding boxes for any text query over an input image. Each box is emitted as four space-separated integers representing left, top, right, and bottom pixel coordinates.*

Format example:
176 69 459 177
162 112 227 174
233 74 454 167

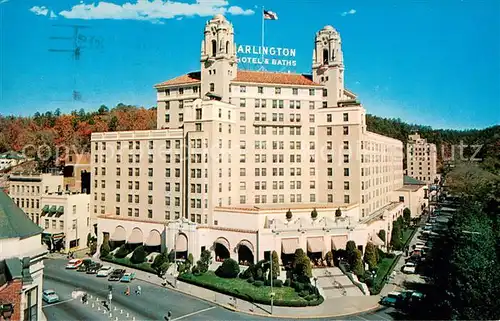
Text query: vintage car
120 272 136 283
65 259 83 269
42 290 60 303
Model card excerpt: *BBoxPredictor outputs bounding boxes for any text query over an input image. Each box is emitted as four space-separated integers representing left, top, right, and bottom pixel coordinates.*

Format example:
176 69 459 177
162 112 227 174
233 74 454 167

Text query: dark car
86 263 103 274
77 264 88 272
108 269 125 281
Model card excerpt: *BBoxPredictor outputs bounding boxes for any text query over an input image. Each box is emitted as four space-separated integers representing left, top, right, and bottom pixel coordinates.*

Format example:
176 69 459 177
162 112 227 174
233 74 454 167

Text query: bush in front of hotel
115 245 129 259
215 258 240 278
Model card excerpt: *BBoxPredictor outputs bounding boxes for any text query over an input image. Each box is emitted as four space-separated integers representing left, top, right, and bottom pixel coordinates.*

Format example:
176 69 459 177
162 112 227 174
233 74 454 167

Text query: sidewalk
91 258 381 319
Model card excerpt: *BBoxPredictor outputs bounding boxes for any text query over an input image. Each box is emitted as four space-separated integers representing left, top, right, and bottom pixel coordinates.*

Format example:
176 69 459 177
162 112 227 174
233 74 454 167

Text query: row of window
163 86 199 96
10 185 42 194
115 207 153 218
93 139 182 152
237 85 322 97
13 198 40 209
239 193 350 204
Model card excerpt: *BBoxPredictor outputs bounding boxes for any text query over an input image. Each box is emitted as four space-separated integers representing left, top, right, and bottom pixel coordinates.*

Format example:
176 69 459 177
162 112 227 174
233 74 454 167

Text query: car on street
403 262 417 274
380 291 402 307
108 269 126 281
42 289 60 304
120 272 136 282
77 264 88 272
87 263 103 274
65 259 83 269
96 265 113 277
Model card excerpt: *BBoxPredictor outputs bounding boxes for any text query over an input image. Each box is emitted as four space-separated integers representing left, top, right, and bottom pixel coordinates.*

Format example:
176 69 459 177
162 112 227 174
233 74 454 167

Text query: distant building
61 153 91 194
0 151 27 171
40 191 91 254
393 176 428 218
0 190 47 321
406 133 438 184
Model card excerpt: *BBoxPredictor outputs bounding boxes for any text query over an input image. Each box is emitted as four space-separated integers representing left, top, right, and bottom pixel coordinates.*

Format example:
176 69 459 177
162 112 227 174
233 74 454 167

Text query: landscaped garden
179 249 324 307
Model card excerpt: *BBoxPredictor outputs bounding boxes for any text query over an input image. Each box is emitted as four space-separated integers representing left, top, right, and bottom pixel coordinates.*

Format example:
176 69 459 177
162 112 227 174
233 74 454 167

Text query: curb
136 276 382 319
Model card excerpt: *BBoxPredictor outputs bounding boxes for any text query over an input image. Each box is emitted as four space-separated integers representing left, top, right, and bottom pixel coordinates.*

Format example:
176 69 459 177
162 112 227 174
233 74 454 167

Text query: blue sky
1 0 499 129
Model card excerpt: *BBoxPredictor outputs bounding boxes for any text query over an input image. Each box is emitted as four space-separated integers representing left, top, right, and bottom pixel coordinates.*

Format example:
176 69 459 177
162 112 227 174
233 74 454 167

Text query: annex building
92 14 415 265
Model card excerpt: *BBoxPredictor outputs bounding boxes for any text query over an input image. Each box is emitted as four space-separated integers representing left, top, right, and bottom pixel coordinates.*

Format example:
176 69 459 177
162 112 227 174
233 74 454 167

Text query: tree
196 249 212 274
352 250 365 277
403 208 411 227
100 239 111 258
390 224 403 250
270 250 280 279
286 209 293 221
108 116 119 131
130 246 147 264
152 250 168 273
292 249 312 278
215 258 240 278
98 105 109 114
345 240 358 268
311 208 318 220
378 230 386 242
363 243 378 270
187 253 194 267
115 245 129 259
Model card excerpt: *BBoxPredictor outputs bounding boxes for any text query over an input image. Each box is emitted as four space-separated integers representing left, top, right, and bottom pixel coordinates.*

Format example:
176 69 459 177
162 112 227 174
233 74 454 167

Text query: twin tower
199 14 346 108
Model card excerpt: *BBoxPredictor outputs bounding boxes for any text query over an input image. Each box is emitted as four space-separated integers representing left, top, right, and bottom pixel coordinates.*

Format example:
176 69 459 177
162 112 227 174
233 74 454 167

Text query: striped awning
110 226 126 242
128 228 143 244
281 238 300 255
145 230 161 247
307 237 324 253
237 240 254 254
55 206 65 217
175 234 188 252
47 205 57 217
41 205 49 213
214 237 230 251
331 235 348 250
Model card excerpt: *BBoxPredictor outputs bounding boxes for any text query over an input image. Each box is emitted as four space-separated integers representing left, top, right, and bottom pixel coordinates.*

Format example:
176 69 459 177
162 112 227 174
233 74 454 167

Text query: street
43 258 395 320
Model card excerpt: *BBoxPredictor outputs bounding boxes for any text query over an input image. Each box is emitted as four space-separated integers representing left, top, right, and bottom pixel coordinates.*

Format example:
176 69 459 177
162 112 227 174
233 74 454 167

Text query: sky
0 0 499 130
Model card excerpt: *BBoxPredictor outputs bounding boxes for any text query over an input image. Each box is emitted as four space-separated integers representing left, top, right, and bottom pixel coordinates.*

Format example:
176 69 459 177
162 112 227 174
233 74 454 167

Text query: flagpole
261 6 265 71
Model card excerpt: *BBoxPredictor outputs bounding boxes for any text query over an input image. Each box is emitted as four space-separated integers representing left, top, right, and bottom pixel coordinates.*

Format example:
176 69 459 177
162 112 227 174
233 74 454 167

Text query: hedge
179 272 324 307
370 254 401 295
101 255 156 274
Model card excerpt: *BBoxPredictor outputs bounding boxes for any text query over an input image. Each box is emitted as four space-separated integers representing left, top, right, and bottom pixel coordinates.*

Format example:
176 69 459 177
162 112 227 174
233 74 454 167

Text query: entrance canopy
369 234 385 246
110 226 126 242
238 240 254 254
281 238 300 255
331 235 348 250
176 234 188 252
307 237 324 253
128 228 143 244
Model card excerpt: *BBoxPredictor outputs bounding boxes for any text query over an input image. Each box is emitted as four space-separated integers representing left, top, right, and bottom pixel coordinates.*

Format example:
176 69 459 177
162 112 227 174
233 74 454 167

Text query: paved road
43 259 394 320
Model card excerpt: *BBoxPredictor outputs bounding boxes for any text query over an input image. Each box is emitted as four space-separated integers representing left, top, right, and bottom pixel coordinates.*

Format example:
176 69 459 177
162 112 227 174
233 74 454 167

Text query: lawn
370 255 400 294
402 227 417 246
179 272 322 307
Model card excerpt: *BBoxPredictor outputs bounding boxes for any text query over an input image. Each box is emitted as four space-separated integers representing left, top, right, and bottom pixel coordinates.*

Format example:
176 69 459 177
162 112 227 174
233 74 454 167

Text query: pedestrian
164 311 172 321
136 285 141 295
125 286 130 296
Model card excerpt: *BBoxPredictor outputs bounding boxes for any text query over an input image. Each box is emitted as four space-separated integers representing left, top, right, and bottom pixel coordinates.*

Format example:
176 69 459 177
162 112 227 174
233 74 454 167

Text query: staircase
312 267 364 298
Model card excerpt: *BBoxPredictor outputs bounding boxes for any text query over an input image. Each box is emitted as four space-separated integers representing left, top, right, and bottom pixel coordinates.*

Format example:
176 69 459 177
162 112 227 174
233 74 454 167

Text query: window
344 181 350 190
343 112 349 121
322 89 327 97
240 86 246 93
343 126 349 135
275 87 281 94
327 114 332 122
344 168 350 176
258 86 263 94
209 83 215 92
240 98 246 107
344 195 350 204
292 88 298 95
24 286 38 321
309 88 315 96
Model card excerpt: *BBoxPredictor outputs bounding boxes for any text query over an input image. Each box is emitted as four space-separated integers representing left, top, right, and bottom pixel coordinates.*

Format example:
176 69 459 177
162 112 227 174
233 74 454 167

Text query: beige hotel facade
93 14 417 264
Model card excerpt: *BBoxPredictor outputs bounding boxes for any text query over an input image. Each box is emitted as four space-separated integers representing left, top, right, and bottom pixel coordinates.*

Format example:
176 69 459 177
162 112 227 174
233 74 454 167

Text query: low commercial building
0 151 27 171
392 176 428 218
0 190 47 321
40 192 91 254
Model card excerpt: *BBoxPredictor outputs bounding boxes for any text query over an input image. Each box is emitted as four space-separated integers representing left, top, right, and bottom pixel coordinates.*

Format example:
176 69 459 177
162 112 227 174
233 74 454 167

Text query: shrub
115 245 129 259
187 253 194 266
255 267 264 280
293 249 312 278
294 282 305 292
284 279 291 287
264 279 271 286
247 277 254 283
274 279 283 287
286 209 293 220
152 250 167 270
271 251 280 278
335 207 342 217
352 249 365 277
195 249 212 274
364 243 378 270
253 280 264 287
215 258 240 278
191 265 200 275
158 262 170 277
99 240 111 258
130 246 147 264
167 249 175 263
325 251 333 266
311 208 318 219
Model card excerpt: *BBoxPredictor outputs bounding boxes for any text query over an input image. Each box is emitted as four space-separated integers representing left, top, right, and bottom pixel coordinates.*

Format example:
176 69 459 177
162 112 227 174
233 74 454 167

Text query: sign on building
236 45 297 67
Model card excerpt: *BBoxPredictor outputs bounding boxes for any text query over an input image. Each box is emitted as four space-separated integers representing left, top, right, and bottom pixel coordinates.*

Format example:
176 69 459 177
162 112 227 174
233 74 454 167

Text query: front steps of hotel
312 267 365 298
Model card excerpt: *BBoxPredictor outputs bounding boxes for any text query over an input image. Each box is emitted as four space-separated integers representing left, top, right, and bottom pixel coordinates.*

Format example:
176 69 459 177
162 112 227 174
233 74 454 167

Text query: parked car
96 265 113 277
380 291 402 307
403 262 417 274
120 272 136 283
65 259 83 269
77 264 88 272
42 289 60 303
87 263 103 274
108 269 126 281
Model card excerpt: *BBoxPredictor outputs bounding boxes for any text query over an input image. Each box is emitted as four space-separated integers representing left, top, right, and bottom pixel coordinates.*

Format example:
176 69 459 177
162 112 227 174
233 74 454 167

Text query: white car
96 265 113 277
403 262 417 274
65 259 83 269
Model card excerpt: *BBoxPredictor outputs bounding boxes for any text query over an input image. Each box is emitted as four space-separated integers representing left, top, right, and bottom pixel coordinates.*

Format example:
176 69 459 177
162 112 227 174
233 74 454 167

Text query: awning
214 237 230 251
47 205 57 217
55 206 65 218
127 228 143 244
175 234 188 252
41 205 49 213
237 240 254 253
331 235 348 250
369 234 385 246
307 237 324 253
110 226 126 242
281 238 300 255
145 230 161 247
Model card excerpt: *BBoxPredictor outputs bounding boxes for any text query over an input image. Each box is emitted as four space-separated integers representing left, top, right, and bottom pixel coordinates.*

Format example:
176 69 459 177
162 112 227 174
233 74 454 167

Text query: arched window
322 49 329 64
211 39 217 57
226 41 230 54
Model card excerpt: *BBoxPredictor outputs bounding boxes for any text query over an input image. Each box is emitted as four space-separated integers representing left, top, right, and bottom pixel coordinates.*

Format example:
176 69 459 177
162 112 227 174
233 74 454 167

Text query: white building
93 15 410 266
0 190 47 321
406 133 438 184
40 192 91 254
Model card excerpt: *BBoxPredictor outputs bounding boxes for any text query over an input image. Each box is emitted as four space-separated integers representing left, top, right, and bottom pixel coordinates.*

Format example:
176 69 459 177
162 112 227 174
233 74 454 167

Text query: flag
263 10 278 20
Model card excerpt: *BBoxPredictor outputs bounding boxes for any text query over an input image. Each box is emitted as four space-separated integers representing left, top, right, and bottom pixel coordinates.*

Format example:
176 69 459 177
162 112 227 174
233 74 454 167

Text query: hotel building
406 133 438 184
93 15 410 270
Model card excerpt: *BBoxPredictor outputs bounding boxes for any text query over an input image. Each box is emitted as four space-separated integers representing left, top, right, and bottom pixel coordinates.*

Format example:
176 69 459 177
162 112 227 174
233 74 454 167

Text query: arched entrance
110 226 126 250
145 229 162 253
175 233 188 260
236 240 254 265
127 227 143 250
214 237 230 262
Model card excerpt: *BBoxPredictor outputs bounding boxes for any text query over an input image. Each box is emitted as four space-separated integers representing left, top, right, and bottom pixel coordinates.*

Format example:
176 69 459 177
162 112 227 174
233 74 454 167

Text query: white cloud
30 6 49 16
341 8 356 16
0 0 10 5
50 11 58 18
48 0 254 22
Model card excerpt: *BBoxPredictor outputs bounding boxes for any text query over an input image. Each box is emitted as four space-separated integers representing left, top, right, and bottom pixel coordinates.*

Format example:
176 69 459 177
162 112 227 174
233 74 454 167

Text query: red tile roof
155 70 322 88
233 70 321 86
155 72 201 87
